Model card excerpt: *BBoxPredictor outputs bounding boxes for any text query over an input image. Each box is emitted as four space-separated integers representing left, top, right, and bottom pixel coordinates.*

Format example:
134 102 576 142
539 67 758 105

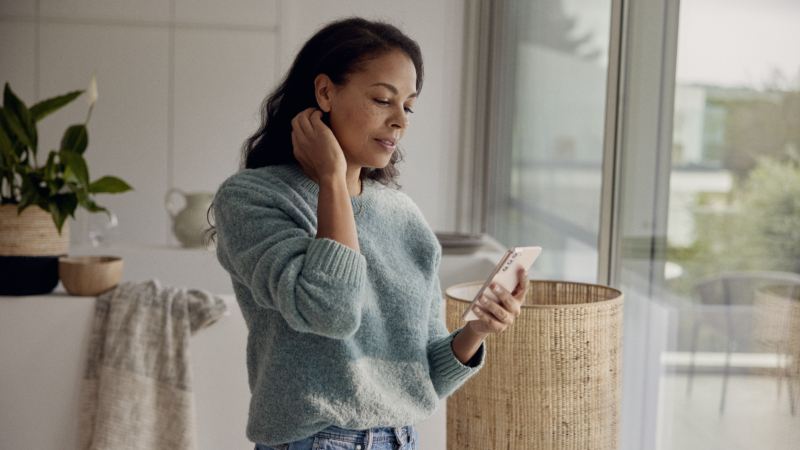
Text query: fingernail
480 296 488 304
473 305 482 314
492 285 501 293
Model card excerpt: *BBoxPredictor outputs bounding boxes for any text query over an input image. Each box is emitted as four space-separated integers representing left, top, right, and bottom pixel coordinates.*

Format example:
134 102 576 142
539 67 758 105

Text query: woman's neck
345 165 363 197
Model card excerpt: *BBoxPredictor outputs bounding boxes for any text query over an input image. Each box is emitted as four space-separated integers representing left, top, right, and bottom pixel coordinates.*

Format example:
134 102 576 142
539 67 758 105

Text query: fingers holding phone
461 246 540 337
468 268 528 335
511 267 529 298
291 107 347 182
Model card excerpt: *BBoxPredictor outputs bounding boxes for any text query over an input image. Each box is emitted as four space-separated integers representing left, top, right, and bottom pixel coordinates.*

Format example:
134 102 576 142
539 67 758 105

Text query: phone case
461 246 542 322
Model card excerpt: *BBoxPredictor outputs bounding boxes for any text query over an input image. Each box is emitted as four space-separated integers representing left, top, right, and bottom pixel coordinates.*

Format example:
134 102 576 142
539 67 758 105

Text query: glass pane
623 1 800 449
487 0 613 282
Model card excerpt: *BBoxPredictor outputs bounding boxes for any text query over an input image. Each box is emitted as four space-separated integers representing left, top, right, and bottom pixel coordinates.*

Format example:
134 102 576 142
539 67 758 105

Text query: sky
561 0 800 90
676 0 800 89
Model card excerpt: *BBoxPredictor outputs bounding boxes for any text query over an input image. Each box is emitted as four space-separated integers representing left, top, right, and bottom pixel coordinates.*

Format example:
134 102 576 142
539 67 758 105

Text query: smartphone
461 246 542 322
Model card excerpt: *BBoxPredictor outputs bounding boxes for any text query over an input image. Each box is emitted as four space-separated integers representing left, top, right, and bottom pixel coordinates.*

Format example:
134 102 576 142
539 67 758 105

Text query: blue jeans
254 424 419 450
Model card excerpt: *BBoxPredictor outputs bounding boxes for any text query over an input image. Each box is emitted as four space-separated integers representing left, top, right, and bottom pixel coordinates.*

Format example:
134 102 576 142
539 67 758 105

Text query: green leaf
30 90 83 122
3 83 37 152
60 150 89 188
76 190 109 217
18 171 45 211
0 107 28 163
0 123 12 172
17 187 37 210
47 201 66 235
88 175 133 194
46 193 78 235
44 151 61 195
58 192 78 219
86 201 107 214
0 107 33 150
48 178 65 197
44 150 57 179
0 108 14 152
60 124 88 154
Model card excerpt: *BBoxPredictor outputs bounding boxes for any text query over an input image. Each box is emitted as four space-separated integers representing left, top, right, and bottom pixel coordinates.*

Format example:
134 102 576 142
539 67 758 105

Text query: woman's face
324 50 418 169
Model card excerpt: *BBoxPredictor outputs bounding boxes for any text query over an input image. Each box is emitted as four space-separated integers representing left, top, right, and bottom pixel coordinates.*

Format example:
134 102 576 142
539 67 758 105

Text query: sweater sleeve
425 249 486 399
213 181 367 339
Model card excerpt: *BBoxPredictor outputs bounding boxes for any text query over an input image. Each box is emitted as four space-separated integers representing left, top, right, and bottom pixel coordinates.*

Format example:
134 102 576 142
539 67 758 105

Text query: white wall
0 0 465 246
1 1 467 448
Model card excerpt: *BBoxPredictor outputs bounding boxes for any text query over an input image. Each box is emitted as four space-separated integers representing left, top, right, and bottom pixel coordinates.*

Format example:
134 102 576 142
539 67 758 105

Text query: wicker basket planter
0 204 70 295
445 279 624 450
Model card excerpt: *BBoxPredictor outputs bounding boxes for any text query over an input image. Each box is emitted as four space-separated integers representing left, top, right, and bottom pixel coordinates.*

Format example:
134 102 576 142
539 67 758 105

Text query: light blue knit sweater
212 163 486 445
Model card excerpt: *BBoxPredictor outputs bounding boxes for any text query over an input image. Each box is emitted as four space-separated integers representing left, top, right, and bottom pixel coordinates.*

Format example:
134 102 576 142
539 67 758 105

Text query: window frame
461 4 682 447
460 0 682 292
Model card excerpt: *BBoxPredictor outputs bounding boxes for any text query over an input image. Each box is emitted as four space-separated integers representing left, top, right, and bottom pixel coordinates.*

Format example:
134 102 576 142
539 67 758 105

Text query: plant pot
0 204 69 295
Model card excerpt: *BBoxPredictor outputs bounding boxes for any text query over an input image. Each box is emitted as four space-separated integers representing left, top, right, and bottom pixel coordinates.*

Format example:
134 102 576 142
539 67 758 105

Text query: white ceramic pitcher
164 188 214 248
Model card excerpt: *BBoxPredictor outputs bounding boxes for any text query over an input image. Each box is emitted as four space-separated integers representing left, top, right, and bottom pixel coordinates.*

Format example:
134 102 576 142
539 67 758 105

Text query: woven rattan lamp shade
445 279 624 450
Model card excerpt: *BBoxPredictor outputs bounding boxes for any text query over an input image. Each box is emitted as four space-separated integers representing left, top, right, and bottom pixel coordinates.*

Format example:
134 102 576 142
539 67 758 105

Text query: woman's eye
374 99 414 114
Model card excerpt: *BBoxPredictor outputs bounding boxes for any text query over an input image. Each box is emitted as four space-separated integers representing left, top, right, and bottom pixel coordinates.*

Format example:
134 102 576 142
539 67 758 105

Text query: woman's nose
389 107 408 129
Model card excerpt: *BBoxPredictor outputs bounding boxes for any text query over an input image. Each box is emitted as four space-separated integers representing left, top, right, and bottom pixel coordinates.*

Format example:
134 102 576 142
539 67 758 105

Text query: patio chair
685 270 800 415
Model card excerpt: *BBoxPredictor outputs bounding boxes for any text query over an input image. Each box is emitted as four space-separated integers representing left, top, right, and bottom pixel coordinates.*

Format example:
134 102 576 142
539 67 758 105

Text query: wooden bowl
58 255 124 296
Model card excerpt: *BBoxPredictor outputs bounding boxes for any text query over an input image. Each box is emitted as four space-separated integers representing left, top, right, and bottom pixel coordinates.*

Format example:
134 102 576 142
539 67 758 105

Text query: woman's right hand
291 107 347 183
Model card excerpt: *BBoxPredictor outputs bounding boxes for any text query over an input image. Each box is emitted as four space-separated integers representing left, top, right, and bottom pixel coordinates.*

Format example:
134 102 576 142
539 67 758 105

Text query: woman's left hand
467 267 528 336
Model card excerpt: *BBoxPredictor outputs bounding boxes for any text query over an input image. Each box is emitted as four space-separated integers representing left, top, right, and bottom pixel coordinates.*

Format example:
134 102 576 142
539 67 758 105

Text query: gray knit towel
78 279 228 450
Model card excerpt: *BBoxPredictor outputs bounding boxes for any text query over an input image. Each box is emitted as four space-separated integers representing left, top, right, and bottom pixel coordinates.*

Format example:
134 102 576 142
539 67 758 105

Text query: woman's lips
374 138 396 152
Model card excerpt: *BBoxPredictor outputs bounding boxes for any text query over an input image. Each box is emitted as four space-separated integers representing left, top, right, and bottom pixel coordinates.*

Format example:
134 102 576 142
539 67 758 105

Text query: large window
641 0 800 448
481 0 800 449
484 0 614 283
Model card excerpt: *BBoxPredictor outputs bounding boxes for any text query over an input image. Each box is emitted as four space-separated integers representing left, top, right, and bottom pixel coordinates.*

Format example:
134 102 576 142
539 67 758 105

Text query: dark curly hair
205 17 424 246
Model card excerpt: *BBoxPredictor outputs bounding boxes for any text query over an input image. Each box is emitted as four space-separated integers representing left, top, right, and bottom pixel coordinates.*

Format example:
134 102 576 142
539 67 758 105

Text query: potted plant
0 77 133 295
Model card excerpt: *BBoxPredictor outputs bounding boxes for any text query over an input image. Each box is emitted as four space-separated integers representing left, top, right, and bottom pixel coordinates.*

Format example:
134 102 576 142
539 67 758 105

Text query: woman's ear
314 74 335 113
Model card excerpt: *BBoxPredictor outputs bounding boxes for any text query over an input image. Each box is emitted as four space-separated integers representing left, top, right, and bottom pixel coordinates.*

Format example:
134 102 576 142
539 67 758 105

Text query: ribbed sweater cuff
428 327 486 380
305 237 366 286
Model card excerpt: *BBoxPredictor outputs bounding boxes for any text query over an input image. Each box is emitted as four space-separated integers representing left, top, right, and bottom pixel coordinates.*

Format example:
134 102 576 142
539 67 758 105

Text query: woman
208 17 529 450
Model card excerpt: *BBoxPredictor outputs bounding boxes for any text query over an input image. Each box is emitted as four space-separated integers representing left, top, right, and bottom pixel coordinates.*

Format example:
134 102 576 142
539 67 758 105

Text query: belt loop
392 426 407 445
365 428 373 450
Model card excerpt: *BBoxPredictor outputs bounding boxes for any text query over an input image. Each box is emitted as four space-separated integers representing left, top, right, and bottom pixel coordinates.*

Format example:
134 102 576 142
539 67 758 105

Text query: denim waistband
316 424 413 445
